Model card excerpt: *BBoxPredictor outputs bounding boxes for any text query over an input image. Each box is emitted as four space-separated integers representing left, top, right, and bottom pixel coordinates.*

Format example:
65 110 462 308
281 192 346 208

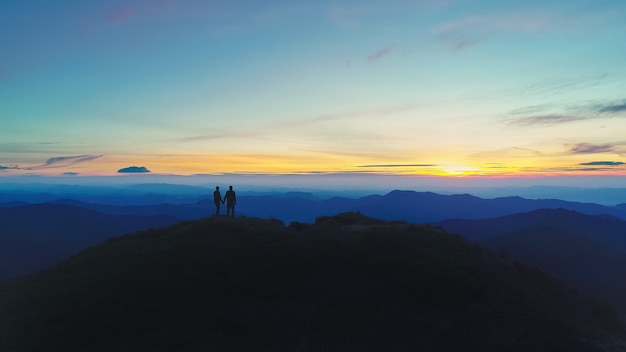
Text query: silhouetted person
213 186 224 217
225 185 236 217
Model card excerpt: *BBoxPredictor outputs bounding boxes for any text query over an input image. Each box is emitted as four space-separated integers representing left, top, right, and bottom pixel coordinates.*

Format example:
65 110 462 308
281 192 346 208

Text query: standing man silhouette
213 186 224 217
225 185 236 218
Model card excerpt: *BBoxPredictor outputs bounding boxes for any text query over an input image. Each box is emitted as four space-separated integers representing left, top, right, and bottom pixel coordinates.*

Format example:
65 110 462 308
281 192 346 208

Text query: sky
1 0 626 185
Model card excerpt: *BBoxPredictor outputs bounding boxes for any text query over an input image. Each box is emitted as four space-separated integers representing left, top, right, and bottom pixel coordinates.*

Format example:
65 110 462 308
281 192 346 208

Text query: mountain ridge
3 189 625 224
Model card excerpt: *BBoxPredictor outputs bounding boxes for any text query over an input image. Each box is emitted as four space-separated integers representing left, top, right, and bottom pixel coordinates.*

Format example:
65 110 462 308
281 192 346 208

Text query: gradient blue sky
1 0 626 183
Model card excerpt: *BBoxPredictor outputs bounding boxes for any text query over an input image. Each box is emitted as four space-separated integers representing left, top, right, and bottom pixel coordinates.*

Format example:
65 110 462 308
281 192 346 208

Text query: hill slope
436 209 626 312
0 214 623 351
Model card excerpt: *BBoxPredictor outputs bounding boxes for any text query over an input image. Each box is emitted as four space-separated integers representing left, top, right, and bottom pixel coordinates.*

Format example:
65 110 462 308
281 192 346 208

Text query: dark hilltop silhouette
0 213 624 351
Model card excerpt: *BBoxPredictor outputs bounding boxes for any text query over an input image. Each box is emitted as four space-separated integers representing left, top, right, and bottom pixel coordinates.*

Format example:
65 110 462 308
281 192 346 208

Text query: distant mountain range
5 189 623 224
1 214 623 351
0 203 179 281
436 208 626 311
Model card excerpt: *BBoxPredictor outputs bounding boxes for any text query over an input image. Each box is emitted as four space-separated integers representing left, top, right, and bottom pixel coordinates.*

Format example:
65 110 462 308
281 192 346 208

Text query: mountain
235 190 626 223
5 190 626 224
0 213 623 351
0 203 179 281
50 198 211 220
435 209 626 311
0 183 208 205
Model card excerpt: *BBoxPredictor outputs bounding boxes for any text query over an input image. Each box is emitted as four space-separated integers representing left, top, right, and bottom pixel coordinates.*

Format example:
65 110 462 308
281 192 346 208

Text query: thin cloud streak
579 161 625 166
180 131 260 142
507 97 626 126
436 13 560 51
357 164 436 168
0 165 20 172
596 100 626 114
566 143 619 155
509 114 586 126
28 155 104 170
367 46 393 62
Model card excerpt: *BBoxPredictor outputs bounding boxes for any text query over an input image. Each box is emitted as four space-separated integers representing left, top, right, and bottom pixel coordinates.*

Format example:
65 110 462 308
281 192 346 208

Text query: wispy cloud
367 45 394 62
523 165 626 173
279 104 418 128
1 155 102 172
508 104 555 116
566 143 619 155
596 100 626 114
507 97 626 126
357 164 436 168
46 155 102 166
579 161 625 166
180 130 260 142
436 13 561 51
0 165 20 172
521 74 610 97
24 155 104 170
179 105 416 145
509 114 586 126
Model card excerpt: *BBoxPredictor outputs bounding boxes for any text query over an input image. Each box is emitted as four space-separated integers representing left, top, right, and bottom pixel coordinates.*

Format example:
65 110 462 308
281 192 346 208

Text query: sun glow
441 165 482 176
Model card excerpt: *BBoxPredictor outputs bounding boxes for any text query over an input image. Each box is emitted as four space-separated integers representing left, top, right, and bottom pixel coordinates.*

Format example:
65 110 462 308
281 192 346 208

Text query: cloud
279 104 418 128
566 143 617 155
367 45 394 62
507 96 626 126
508 114 587 126
42 155 103 167
357 164 436 168
0 165 19 172
118 166 151 173
18 155 104 171
436 13 560 51
596 100 626 114
521 74 610 97
579 161 625 166
181 130 260 142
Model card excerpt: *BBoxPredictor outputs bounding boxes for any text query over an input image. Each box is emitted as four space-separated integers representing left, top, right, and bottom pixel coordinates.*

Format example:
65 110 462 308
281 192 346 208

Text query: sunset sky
2 0 626 182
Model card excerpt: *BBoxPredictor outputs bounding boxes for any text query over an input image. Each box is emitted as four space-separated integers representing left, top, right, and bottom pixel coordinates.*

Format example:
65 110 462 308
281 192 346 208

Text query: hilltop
0 213 624 351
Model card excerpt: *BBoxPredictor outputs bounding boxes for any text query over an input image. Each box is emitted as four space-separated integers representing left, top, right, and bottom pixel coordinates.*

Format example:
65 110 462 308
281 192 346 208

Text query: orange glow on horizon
2 153 626 179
